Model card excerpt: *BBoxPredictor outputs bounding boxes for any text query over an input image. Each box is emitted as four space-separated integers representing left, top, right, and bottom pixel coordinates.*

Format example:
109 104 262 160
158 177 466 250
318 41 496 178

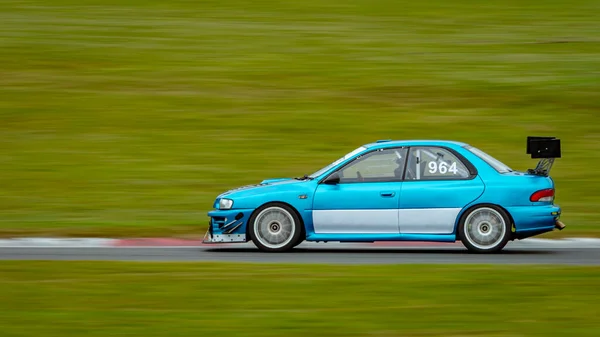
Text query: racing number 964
428 161 458 175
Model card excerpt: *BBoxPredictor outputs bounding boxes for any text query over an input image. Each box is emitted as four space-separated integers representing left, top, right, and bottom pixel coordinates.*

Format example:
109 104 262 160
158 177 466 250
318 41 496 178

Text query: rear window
466 146 512 173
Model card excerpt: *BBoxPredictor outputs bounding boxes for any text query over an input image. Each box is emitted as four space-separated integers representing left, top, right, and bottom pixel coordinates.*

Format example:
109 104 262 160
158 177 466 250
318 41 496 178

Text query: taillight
530 188 555 202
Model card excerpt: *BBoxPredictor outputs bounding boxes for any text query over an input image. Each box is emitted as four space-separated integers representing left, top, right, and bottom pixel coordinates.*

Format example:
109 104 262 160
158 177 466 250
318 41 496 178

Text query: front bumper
203 230 246 243
202 209 253 244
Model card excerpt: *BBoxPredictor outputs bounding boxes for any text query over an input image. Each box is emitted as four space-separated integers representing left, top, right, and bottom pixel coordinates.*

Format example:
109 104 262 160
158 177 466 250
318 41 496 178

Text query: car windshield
466 146 513 173
309 146 366 178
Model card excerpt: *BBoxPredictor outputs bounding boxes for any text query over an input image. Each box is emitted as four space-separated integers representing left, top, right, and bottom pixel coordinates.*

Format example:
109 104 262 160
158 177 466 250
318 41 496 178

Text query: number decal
428 161 436 173
439 162 448 174
427 161 458 175
449 162 458 174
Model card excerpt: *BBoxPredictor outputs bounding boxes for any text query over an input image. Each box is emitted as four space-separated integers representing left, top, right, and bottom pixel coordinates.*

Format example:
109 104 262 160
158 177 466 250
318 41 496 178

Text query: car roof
363 139 470 149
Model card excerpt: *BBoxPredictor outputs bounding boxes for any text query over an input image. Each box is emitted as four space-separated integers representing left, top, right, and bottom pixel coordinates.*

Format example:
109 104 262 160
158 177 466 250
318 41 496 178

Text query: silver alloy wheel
462 207 507 250
253 206 296 249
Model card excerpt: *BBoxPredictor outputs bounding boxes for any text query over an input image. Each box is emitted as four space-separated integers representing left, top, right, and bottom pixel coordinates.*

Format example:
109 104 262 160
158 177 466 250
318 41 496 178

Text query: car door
399 146 485 234
312 147 408 234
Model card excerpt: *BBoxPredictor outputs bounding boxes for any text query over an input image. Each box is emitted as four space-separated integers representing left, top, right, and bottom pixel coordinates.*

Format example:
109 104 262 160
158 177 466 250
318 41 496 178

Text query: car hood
216 178 302 198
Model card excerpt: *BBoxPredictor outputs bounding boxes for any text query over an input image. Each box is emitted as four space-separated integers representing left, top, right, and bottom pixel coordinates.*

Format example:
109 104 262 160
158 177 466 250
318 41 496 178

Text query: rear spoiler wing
526 136 561 176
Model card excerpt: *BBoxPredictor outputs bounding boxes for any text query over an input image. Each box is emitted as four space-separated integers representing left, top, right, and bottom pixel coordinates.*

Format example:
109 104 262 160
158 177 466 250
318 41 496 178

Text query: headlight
219 198 233 210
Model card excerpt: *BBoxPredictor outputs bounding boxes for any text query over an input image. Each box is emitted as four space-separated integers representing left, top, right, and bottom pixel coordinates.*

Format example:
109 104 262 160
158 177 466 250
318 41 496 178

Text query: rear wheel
459 205 511 253
249 203 303 252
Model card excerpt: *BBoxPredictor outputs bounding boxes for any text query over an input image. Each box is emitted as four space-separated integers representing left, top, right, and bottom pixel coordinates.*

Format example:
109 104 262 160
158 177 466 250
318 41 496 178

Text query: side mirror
322 172 341 185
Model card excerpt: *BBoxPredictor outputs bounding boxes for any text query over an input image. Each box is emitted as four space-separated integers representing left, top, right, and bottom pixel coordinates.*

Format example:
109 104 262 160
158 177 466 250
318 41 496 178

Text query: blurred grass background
1 262 600 336
0 0 599 237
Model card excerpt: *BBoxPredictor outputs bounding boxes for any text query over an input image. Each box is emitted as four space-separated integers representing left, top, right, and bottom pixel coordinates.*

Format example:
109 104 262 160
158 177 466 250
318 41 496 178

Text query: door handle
380 191 395 197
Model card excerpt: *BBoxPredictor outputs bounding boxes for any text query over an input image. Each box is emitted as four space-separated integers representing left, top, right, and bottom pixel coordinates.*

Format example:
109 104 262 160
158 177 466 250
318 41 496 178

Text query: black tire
248 202 303 252
458 204 511 254
291 229 306 248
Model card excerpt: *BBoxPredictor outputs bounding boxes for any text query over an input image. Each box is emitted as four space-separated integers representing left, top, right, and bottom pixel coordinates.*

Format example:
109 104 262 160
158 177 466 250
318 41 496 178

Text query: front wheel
249 203 303 252
458 205 511 253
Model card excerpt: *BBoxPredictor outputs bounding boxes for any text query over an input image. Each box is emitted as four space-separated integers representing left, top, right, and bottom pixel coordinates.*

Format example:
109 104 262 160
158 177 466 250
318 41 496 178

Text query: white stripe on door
312 208 461 234
313 209 398 234
398 208 461 234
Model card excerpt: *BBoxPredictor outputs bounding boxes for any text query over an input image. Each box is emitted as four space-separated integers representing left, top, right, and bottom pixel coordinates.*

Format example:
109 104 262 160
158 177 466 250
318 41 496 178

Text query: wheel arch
454 202 516 239
245 201 306 238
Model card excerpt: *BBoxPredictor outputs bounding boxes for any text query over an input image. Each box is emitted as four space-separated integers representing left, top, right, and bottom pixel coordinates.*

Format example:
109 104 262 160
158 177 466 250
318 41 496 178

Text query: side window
339 148 407 183
405 147 471 180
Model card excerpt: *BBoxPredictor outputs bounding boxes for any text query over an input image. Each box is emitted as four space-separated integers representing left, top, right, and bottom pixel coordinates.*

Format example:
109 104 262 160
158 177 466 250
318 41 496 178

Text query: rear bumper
506 204 564 239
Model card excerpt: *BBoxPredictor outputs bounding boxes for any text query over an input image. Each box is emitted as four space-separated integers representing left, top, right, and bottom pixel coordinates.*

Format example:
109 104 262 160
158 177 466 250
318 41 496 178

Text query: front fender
231 187 315 211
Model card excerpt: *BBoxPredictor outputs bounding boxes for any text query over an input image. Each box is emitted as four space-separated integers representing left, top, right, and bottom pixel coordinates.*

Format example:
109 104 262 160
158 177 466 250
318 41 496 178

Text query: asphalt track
1 239 600 265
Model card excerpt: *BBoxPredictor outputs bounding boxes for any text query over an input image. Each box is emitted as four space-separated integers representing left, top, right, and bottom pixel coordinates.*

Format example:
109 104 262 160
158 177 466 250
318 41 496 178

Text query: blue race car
204 137 565 253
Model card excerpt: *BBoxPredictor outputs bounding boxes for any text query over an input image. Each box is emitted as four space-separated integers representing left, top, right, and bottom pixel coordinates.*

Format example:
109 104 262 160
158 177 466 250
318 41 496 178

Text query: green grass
0 0 599 237
0 262 599 336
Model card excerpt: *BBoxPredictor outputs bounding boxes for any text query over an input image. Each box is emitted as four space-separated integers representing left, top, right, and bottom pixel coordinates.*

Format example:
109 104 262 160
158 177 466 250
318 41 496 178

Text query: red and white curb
0 237 599 248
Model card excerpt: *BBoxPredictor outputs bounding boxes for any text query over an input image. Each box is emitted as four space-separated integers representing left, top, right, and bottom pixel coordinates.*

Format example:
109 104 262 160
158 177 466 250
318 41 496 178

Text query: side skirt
305 233 457 243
